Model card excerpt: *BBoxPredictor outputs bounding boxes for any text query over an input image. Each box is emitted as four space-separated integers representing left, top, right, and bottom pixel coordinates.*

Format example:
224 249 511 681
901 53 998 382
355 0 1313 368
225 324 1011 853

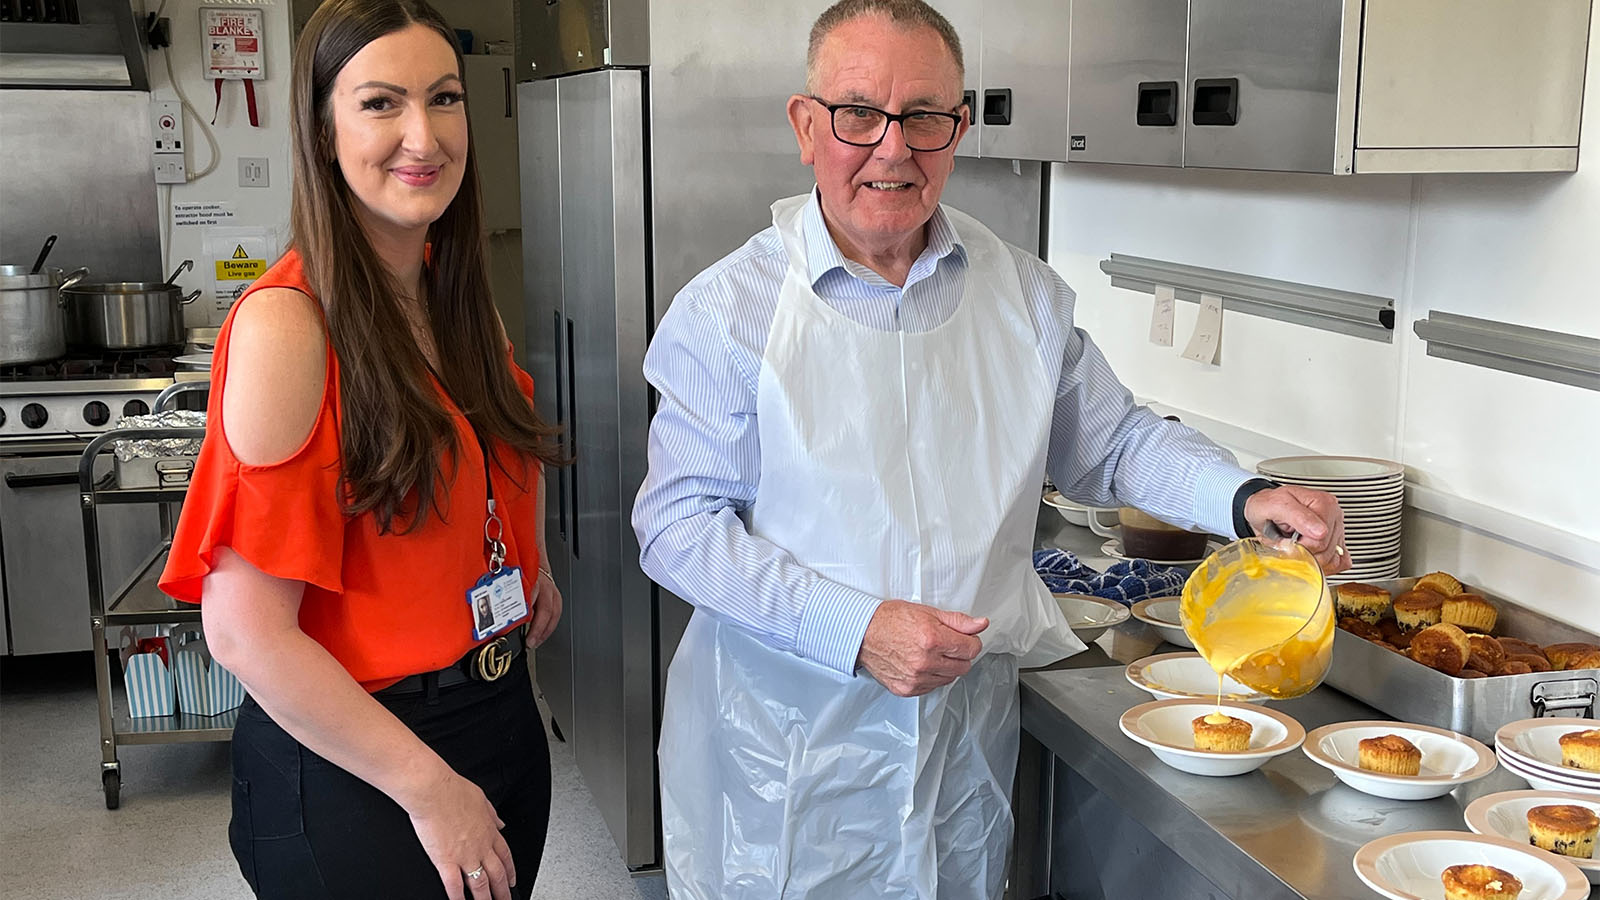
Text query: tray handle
1531 677 1597 718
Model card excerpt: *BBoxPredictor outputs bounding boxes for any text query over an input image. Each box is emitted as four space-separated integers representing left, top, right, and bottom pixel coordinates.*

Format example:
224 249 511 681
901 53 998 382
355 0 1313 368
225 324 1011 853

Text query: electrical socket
151 99 182 152
238 157 269 188
153 155 187 185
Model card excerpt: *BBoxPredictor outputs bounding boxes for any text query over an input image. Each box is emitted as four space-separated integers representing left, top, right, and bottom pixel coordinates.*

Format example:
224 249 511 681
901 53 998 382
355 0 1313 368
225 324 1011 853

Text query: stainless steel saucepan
62 260 201 350
0 263 89 365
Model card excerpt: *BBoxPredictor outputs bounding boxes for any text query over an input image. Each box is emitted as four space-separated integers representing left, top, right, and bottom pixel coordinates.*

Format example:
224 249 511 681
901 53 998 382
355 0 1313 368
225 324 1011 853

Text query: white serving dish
1130 597 1194 648
1497 718 1600 778
1464 790 1600 884
1042 490 1107 529
1124 652 1268 704
1053 593 1130 645
1257 455 1405 481
1301 720 1497 801
1352 830 1589 900
1117 699 1304 777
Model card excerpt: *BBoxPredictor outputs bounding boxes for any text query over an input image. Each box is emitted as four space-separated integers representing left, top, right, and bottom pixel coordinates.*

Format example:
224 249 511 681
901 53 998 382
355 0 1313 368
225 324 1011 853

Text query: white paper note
1149 284 1175 346
1180 293 1224 365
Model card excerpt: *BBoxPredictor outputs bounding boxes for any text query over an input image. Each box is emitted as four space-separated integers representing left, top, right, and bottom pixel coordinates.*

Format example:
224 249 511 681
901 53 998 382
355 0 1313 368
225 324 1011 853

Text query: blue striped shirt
632 191 1254 676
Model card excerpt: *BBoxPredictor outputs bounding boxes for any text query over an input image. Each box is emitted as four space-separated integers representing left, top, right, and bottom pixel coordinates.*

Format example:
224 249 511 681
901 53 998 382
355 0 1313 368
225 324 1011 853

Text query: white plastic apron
658 195 1084 900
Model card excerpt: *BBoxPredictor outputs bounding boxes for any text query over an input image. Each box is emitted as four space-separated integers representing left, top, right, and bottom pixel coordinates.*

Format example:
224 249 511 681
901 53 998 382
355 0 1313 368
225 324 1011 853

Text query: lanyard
424 359 505 573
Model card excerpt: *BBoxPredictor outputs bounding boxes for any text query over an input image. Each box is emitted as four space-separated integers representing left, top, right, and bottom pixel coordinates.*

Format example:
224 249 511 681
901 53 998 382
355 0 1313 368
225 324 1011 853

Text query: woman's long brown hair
290 0 562 533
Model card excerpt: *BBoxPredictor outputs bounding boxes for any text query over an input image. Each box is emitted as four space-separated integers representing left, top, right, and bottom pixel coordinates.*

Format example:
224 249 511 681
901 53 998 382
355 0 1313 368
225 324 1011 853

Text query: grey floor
0 653 667 900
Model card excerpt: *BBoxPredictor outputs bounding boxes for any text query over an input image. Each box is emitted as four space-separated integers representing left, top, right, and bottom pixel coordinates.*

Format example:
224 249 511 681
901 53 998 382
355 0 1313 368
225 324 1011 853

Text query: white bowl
1117 699 1304 777
1258 455 1405 481
1499 751 1600 796
1124 652 1269 704
1464 790 1600 883
1302 720 1497 801
1099 538 1219 573
1130 597 1193 648
1497 718 1600 778
1053 593 1130 645
1353 830 1590 900
1041 490 1093 527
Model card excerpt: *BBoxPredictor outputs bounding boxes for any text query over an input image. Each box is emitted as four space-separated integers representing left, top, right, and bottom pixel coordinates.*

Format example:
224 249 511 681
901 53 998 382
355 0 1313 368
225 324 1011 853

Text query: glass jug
1178 537 1334 700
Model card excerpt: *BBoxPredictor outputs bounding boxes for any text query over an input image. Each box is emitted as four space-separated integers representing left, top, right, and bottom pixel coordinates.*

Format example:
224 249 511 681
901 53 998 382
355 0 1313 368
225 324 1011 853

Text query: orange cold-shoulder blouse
158 250 543 691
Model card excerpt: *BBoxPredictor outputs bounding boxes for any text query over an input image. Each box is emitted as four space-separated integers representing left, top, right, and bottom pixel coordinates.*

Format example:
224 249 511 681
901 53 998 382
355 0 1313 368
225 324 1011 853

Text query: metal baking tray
1323 577 1598 744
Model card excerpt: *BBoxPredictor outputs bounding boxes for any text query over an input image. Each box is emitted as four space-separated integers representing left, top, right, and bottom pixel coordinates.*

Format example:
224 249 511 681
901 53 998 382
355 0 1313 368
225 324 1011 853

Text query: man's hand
856 600 988 698
1243 484 1350 575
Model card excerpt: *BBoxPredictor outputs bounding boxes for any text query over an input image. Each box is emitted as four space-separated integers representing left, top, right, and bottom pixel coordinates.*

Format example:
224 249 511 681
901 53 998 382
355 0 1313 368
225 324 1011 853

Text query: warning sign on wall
204 226 274 312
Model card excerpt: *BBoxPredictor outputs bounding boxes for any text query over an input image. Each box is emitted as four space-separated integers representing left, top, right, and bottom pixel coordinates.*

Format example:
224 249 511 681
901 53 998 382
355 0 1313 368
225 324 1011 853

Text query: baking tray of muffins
1323 573 1600 746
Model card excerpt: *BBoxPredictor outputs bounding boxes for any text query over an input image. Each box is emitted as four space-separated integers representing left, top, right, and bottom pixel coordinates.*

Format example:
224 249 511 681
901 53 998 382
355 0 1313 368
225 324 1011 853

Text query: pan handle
59 266 89 291
180 289 202 304
165 259 194 285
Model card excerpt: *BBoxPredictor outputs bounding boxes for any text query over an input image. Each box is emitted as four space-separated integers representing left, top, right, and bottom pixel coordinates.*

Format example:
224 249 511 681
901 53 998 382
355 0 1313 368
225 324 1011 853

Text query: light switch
238 157 269 188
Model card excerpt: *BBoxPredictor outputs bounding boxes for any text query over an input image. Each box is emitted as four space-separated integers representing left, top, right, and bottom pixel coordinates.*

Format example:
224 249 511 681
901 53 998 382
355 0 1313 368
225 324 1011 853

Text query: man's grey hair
806 0 965 95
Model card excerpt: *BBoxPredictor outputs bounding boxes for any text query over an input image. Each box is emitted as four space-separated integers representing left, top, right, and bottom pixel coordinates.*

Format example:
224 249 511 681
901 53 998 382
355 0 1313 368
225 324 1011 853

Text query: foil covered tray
1323 577 1598 744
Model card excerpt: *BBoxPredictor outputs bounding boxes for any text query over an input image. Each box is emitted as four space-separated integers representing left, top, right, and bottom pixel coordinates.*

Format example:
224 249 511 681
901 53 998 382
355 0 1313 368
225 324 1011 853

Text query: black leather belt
378 625 528 696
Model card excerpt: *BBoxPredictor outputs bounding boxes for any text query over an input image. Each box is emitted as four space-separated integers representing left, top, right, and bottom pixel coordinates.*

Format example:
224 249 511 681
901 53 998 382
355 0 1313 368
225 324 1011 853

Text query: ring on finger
467 866 485 881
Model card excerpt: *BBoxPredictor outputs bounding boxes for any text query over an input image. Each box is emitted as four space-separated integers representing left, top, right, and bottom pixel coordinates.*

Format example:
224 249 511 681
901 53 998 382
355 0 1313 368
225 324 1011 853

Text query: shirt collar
800 187 966 288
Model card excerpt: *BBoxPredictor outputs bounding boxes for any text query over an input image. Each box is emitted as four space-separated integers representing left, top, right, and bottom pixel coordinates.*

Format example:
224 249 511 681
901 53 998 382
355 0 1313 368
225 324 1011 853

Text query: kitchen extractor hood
0 0 150 90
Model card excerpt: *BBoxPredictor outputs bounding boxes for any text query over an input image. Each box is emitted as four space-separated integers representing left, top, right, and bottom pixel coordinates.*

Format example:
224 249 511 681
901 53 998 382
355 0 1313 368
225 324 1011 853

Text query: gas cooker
1 352 177 445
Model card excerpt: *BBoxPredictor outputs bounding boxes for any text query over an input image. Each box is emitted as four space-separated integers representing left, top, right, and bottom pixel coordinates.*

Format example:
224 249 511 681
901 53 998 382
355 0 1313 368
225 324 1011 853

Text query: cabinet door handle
565 315 579 560
1192 78 1239 126
502 66 513 118
4 471 79 489
552 310 568 543
982 88 1013 126
1136 81 1179 127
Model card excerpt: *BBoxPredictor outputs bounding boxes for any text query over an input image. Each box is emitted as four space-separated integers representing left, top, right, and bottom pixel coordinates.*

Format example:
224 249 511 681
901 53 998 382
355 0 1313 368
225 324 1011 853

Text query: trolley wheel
549 717 566 743
103 768 121 810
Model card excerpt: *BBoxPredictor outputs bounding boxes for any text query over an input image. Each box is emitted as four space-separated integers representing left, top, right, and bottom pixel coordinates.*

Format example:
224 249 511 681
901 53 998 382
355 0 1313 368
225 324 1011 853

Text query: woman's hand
406 771 517 900
526 567 562 648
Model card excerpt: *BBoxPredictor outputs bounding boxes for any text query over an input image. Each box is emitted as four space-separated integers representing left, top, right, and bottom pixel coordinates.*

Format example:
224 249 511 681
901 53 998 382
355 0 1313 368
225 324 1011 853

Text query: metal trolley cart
81 382 214 809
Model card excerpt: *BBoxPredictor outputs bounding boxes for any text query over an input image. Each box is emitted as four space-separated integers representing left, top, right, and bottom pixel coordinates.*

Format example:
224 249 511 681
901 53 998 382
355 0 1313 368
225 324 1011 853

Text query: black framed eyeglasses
808 96 964 152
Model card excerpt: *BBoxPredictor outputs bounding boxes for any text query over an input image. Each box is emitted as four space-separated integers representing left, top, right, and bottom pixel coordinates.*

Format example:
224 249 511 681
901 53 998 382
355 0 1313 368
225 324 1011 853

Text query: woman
159 2 563 898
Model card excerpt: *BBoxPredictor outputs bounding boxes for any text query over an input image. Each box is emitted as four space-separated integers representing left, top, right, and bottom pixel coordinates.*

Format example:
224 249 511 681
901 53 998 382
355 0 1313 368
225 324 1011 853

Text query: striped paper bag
123 652 176 718
173 648 246 717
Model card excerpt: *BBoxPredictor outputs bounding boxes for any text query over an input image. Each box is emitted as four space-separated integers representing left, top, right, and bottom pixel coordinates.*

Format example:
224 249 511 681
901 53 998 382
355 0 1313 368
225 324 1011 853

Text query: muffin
1499 660 1534 676
1416 572 1465 597
1357 734 1422 775
1559 729 1600 771
1338 616 1383 642
1506 653 1553 673
1459 668 1488 678
1393 590 1444 629
1544 642 1600 671
1372 640 1407 655
1408 623 1472 677
1442 593 1497 633
1377 617 1414 650
1441 864 1522 900
1527 804 1599 859
1498 637 1545 660
1335 583 1391 624
1192 712 1253 752
1467 634 1507 675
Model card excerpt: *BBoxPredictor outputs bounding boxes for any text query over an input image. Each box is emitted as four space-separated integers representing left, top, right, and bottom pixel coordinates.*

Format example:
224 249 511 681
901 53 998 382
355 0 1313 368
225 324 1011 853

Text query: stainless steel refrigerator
515 0 1060 870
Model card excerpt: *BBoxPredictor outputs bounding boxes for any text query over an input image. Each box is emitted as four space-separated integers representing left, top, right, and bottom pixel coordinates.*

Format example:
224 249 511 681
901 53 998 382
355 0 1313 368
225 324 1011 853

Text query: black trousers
228 661 551 899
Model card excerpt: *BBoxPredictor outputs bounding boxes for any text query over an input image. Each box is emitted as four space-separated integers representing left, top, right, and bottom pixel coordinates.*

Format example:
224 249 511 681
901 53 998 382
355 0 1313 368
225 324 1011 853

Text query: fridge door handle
553 310 568 543
503 66 514 119
566 314 579 560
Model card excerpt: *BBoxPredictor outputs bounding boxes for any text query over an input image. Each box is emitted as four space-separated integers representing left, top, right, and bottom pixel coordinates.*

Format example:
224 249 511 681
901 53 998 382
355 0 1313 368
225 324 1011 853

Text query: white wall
1048 9 1600 630
139 0 296 327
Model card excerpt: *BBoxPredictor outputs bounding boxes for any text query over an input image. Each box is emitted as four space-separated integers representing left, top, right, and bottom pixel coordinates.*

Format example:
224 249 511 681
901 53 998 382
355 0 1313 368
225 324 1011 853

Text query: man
632 2 1348 897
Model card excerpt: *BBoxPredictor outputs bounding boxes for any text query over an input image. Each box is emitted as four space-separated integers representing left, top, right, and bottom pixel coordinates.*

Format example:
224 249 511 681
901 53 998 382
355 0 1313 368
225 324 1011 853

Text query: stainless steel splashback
0 90 161 282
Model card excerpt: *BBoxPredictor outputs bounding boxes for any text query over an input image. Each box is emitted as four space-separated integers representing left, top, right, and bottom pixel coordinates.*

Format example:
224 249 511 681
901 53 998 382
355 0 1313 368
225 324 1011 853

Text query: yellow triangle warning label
232 244 249 259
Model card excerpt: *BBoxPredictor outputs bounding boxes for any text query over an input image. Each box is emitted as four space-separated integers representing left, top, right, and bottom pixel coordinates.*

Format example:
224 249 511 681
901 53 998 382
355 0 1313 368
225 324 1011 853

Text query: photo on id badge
474 592 494 634
468 567 527 641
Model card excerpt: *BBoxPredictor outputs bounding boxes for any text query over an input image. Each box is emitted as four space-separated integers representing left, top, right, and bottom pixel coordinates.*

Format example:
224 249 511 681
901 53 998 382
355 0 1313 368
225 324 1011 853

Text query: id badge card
467 566 528 641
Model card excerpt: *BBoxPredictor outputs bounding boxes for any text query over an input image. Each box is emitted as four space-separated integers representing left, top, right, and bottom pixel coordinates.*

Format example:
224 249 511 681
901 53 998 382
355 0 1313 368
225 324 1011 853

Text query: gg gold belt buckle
475 636 514 682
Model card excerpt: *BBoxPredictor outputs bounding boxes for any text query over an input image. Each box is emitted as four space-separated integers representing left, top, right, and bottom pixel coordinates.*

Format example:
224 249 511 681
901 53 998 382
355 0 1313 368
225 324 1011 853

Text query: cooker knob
20 403 48 429
123 399 149 417
0 408 6 427
83 401 110 426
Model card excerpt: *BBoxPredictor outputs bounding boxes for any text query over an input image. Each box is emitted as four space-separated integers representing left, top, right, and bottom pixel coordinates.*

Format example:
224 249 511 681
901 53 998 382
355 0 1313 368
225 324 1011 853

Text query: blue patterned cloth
1033 548 1188 606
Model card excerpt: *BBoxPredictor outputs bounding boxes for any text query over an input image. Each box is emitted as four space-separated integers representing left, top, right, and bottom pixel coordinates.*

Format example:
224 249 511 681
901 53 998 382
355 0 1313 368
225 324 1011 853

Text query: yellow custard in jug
1179 539 1334 700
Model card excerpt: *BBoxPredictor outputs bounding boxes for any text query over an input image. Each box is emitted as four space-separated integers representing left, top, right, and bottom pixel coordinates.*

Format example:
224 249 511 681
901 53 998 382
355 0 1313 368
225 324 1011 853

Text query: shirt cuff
795 579 883 676
1191 462 1260 539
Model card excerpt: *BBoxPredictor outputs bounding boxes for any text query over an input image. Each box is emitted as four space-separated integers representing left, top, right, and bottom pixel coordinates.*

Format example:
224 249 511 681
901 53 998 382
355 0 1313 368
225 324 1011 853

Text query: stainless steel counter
1021 505 1599 900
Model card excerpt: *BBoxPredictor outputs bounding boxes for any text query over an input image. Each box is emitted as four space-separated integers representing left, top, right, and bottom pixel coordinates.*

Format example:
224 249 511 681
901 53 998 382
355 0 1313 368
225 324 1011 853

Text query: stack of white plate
1496 717 1600 795
1256 455 1405 583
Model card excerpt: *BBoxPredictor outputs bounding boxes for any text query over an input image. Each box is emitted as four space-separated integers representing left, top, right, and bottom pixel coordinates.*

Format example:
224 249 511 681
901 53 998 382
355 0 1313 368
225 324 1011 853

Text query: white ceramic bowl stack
1256 456 1405 583
1496 717 1600 795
